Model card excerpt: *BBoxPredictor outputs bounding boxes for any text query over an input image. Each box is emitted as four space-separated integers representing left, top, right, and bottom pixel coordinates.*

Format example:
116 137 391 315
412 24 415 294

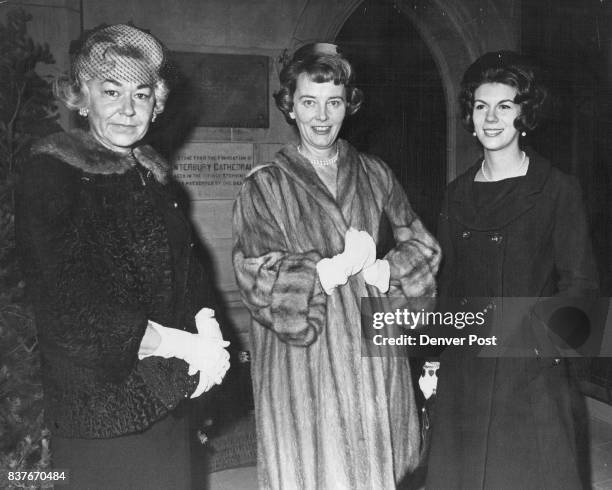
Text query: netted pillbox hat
73 24 165 86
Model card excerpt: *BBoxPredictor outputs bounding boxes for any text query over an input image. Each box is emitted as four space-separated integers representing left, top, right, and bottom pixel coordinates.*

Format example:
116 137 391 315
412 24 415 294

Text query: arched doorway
291 0 518 187
336 1 446 232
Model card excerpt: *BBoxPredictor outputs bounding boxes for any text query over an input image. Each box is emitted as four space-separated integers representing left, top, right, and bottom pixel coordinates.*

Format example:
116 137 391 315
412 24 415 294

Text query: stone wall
15 0 521 346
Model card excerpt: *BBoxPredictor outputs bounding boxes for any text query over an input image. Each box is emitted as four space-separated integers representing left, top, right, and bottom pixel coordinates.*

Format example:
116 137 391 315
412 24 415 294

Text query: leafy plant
0 7 59 487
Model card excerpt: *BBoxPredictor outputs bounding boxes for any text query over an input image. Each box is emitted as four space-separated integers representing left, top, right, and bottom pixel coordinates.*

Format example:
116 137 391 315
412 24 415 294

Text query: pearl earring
79 107 89 117
472 132 477 137
521 131 526 137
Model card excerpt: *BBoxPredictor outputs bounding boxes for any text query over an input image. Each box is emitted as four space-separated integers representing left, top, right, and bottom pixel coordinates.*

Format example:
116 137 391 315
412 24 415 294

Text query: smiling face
84 77 155 154
289 73 346 158
472 82 521 154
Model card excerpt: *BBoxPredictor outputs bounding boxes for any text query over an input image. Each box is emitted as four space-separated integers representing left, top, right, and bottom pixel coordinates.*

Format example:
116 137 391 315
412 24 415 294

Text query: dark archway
292 0 519 182
336 1 446 232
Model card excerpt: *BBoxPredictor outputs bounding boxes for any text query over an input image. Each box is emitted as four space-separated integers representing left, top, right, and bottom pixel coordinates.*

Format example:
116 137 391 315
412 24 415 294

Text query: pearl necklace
298 145 339 167
481 151 527 182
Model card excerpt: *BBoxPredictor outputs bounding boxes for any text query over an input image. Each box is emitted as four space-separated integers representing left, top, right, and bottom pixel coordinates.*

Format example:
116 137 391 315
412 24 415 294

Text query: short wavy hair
54 24 169 117
274 43 363 124
459 51 547 133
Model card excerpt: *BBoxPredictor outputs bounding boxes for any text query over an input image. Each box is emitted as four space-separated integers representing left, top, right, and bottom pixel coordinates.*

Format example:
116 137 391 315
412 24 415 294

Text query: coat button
461 231 471 239
190 242 195 248
553 358 561 365
172 201 179 208
489 233 503 244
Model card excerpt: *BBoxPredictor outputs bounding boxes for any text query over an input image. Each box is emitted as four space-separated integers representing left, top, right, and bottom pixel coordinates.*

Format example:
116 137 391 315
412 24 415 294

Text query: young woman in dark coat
426 52 599 489
16 24 230 489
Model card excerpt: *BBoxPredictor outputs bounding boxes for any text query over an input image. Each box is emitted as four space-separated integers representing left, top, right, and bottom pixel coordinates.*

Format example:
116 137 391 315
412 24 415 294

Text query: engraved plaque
170 52 269 128
172 142 254 200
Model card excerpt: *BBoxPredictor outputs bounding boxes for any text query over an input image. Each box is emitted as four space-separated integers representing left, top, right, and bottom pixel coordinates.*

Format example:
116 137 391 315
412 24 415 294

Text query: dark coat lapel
451 149 552 230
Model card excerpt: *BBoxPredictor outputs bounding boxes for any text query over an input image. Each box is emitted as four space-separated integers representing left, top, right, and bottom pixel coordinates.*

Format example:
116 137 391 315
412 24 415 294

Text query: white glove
419 361 440 400
191 308 229 398
362 259 390 293
316 228 376 295
141 317 230 398
195 307 223 340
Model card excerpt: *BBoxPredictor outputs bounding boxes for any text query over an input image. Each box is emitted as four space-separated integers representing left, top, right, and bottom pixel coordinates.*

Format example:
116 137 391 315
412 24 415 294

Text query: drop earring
79 107 89 117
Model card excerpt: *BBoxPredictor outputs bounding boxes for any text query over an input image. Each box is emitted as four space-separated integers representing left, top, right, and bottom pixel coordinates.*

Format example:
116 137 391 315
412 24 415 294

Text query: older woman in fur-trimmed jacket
16 24 229 489
233 43 441 490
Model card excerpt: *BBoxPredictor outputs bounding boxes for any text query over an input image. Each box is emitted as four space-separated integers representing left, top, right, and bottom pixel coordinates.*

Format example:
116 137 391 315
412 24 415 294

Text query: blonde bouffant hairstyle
54 24 170 118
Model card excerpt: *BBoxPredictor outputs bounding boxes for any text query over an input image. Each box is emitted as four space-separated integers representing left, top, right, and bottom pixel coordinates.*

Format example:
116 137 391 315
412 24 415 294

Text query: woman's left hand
362 259 391 292
191 356 231 398
316 228 377 294
188 308 231 398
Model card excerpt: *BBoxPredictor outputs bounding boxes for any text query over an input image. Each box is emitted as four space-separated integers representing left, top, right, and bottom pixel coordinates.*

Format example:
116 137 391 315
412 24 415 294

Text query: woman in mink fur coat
233 44 441 489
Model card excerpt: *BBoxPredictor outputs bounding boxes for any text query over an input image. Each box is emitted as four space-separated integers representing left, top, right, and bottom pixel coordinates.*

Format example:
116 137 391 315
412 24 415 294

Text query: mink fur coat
233 140 441 489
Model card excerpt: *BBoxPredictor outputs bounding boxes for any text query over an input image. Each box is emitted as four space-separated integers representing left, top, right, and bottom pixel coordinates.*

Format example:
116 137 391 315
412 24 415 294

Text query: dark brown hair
274 44 363 124
459 51 547 133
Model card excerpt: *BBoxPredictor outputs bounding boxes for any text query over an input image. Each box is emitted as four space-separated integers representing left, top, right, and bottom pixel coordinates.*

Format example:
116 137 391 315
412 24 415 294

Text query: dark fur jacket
16 130 211 438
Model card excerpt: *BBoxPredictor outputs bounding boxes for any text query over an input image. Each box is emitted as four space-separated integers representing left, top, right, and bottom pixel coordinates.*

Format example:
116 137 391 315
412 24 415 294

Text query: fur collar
31 129 170 183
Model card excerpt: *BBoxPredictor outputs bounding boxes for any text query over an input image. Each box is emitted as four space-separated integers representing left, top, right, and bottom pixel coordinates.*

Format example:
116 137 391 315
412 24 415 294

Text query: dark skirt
52 413 191 490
